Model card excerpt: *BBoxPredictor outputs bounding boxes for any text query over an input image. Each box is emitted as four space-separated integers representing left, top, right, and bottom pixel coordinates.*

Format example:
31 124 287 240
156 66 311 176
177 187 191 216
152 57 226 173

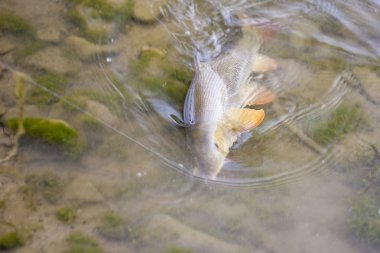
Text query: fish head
191 126 227 180
190 108 266 180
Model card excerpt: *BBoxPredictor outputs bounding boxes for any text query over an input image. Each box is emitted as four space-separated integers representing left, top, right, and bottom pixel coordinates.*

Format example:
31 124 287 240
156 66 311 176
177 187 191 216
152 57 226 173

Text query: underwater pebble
64 35 119 61
25 46 78 74
133 0 168 23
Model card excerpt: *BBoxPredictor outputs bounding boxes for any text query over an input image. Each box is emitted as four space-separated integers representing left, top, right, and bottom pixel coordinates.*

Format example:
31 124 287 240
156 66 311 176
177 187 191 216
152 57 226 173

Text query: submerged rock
139 214 247 253
64 35 120 61
133 0 167 23
0 38 15 55
36 27 61 43
25 46 79 74
97 212 130 240
64 177 104 204
85 100 119 127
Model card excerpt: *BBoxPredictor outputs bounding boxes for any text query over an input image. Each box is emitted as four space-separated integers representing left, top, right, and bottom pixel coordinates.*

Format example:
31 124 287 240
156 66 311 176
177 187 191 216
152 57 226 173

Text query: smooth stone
141 214 248 253
36 27 61 43
25 47 78 75
64 35 120 61
64 176 104 204
86 100 119 127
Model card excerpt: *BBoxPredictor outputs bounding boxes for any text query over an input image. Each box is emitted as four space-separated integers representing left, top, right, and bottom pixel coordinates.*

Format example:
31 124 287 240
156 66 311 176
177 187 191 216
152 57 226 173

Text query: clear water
0 0 379 252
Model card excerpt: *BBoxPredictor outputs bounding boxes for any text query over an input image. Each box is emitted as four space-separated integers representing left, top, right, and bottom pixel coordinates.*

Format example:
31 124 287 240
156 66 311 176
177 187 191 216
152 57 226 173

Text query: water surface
0 0 380 252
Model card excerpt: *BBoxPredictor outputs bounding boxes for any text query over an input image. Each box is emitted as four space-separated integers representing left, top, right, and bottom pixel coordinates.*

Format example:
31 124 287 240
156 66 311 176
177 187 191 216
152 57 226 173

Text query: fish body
184 41 276 179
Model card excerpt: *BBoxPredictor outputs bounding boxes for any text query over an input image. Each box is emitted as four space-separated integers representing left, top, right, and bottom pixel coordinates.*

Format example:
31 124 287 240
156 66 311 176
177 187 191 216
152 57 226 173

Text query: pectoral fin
245 86 276 106
252 54 278 72
224 108 265 132
214 108 265 155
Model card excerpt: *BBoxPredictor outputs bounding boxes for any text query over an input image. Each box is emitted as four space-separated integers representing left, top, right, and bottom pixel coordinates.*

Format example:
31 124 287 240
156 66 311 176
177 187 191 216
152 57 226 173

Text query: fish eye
250 72 264 81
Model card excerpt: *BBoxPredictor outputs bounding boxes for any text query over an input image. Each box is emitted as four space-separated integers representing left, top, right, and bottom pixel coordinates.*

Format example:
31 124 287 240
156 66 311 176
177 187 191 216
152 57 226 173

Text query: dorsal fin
252 54 278 73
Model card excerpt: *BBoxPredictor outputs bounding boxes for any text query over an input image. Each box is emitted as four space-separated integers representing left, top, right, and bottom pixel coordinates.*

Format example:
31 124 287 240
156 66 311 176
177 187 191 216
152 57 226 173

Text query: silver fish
183 26 277 179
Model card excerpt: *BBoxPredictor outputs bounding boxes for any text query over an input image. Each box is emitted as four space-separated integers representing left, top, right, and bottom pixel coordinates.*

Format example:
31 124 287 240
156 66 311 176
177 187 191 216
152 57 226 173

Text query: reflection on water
0 0 380 252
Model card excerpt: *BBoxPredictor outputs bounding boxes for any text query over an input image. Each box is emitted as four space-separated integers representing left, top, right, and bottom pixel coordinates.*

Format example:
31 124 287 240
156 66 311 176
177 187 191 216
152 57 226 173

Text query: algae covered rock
7 117 86 159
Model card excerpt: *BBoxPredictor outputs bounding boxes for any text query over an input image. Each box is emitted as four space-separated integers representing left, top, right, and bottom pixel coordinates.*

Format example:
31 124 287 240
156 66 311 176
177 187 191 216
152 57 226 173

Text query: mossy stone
63 232 103 253
97 212 129 240
0 11 35 37
0 231 23 250
7 117 86 159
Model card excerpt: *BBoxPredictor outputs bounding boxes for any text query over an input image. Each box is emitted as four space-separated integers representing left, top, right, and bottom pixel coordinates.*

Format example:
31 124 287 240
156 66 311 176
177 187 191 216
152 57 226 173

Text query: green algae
309 103 366 145
0 231 24 250
97 212 129 240
7 117 86 159
349 196 380 246
57 207 77 223
64 232 103 253
0 11 34 37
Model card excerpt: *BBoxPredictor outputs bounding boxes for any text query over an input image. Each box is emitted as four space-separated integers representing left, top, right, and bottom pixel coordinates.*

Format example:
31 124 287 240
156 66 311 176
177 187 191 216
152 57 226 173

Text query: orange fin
246 86 276 106
252 54 278 73
225 108 265 132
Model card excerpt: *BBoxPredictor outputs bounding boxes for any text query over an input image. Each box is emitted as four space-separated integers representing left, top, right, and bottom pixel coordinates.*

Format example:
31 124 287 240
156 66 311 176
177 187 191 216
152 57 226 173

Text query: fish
183 20 277 179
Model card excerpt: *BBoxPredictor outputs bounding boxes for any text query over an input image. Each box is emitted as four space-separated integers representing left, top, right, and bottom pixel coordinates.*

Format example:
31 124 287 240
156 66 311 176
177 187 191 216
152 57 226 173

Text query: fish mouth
193 167 218 180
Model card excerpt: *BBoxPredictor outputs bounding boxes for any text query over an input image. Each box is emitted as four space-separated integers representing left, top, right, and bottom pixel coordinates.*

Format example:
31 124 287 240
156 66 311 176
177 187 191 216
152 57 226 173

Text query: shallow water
0 0 380 252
